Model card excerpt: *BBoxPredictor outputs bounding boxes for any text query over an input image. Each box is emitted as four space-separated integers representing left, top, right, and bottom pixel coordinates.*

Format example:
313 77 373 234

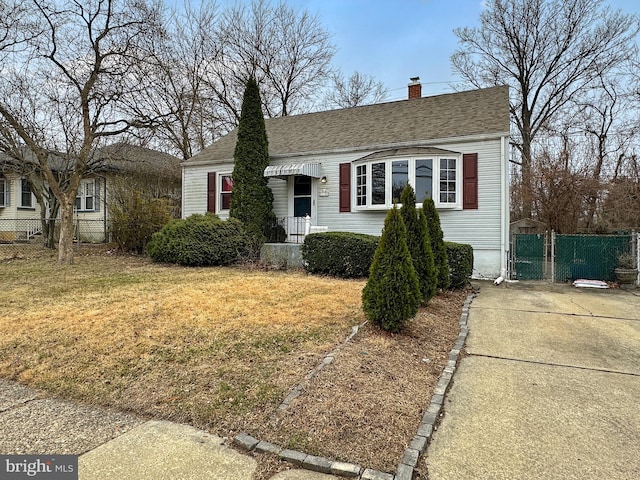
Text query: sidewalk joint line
472 306 640 323
470 353 640 377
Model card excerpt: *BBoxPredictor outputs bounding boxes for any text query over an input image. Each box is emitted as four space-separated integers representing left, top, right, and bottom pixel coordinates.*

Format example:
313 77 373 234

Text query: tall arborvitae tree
230 77 275 253
400 184 437 304
362 206 420 333
422 198 450 290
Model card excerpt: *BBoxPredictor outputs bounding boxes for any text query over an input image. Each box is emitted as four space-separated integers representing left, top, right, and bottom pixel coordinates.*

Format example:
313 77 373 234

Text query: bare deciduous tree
324 70 388 109
132 1 223 161
452 0 640 218
601 154 640 229
0 0 164 264
207 0 335 121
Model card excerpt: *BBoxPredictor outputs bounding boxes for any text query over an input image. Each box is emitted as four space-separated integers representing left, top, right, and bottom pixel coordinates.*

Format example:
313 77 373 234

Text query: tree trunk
57 202 75 264
520 139 533 219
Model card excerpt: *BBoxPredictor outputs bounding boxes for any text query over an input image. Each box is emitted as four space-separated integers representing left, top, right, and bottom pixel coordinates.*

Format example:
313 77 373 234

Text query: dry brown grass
0 253 467 476
0 254 365 435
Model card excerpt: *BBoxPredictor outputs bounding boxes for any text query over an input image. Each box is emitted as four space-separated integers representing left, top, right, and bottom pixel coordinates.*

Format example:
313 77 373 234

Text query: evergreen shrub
400 184 437 303
422 198 450 290
362 207 420 332
230 77 274 253
446 242 474 289
146 213 249 266
301 232 379 278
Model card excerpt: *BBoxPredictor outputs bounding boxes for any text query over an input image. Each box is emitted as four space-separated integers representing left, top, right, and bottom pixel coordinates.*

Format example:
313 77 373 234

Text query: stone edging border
274 321 368 418
232 292 476 480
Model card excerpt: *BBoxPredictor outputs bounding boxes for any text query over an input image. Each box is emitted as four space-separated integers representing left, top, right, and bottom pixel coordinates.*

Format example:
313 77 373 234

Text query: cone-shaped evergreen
362 206 420 332
230 77 274 252
400 185 437 304
417 209 438 299
422 198 450 290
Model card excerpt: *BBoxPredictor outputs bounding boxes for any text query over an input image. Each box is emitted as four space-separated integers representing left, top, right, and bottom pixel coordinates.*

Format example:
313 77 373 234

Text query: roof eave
181 131 510 167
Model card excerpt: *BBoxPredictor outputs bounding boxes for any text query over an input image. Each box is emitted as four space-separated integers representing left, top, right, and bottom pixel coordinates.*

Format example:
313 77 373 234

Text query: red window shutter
463 153 478 210
339 163 351 212
207 172 216 213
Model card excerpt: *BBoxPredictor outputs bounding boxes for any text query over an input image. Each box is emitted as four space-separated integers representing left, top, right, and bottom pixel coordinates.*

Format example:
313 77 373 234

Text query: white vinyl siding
181 136 507 277
182 162 235 218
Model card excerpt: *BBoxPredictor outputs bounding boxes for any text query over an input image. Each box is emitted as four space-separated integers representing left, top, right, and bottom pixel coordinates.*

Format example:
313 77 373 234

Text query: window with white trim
353 155 461 209
219 173 233 211
20 178 34 208
0 178 6 207
75 179 96 211
356 164 367 206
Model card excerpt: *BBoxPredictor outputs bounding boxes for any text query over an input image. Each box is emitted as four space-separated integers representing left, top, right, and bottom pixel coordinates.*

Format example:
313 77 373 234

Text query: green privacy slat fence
514 233 545 280
555 234 631 282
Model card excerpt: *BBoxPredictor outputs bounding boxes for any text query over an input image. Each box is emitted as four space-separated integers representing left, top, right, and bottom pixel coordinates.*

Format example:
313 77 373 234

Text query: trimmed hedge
301 232 379 278
446 241 474 289
146 213 249 266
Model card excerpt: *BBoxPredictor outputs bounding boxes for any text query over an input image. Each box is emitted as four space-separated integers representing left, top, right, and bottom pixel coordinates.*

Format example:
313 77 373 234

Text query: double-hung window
20 178 34 208
353 155 461 209
75 179 96 211
219 174 233 211
0 178 6 207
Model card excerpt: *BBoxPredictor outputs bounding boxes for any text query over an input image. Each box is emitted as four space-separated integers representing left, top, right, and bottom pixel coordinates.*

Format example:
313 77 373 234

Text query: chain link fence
0 218 110 259
554 234 631 282
510 230 638 283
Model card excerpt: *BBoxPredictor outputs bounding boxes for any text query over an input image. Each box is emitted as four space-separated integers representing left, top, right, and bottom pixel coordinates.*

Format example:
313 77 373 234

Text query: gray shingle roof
184 85 509 166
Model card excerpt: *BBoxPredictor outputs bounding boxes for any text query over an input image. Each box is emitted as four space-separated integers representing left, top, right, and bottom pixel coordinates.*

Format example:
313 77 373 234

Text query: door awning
264 163 321 179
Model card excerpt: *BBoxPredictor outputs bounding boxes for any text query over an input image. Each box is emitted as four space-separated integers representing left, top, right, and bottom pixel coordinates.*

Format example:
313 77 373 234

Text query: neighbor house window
219 174 233 211
353 155 461 209
0 178 6 207
20 178 33 208
75 179 96 211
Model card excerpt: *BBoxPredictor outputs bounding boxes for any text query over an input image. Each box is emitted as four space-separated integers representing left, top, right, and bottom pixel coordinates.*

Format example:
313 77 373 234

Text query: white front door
287 175 317 242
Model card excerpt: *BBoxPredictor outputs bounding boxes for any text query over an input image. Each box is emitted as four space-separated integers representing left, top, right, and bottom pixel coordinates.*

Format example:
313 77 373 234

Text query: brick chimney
408 77 422 99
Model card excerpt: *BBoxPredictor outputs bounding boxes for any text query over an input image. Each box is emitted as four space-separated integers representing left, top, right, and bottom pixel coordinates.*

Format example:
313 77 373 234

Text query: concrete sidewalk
426 283 640 480
0 379 336 479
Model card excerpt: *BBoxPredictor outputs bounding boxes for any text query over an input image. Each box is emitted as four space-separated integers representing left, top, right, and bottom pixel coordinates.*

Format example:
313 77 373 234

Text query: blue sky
292 0 640 100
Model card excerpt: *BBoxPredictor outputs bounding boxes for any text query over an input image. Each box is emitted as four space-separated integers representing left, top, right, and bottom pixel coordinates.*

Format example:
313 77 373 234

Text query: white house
181 81 510 278
0 144 181 244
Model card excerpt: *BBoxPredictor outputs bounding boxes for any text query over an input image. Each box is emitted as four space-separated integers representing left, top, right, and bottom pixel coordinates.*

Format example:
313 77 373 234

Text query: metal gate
513 233 546 280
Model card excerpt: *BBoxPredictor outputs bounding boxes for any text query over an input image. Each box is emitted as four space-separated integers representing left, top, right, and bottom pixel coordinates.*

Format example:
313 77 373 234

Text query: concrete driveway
426 283 640 480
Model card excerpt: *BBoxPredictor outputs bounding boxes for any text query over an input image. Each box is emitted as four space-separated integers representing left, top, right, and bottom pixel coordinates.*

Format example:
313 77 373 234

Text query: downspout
500 135 509 275
181 166 186 219
99 175 107 243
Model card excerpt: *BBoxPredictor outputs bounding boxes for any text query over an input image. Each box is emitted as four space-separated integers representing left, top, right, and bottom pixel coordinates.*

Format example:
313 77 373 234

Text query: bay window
353 155 461 209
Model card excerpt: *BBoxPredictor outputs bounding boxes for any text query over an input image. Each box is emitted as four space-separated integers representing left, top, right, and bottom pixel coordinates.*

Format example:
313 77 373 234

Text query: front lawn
0 254 364 431
0 252 466 475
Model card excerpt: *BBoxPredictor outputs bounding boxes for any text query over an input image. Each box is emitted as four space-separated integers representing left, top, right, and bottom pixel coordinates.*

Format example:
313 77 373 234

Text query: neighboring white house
181 81 510 278
0 144 181 243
